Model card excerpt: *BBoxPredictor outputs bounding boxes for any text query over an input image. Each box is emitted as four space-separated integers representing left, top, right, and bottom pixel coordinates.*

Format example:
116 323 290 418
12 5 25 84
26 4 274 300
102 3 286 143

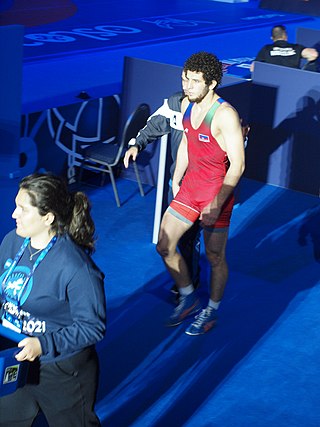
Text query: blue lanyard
1 235 57 304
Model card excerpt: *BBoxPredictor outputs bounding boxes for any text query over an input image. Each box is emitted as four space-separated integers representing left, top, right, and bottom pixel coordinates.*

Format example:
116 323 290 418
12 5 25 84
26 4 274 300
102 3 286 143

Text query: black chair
79 103 150 207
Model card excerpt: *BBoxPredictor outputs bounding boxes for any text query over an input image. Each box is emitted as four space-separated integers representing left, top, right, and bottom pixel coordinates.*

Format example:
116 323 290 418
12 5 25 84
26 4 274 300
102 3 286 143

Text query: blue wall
246 61 320 196
0 25 24 240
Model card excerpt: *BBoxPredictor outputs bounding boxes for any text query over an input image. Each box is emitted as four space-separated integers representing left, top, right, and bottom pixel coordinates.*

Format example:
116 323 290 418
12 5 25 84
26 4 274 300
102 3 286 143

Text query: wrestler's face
181 72 189 96
185 70 216 103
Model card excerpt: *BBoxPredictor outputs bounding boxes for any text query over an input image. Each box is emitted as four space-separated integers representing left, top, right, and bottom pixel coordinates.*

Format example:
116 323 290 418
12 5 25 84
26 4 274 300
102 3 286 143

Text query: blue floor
79 176 320 427
11 0 320 112
19 1 311 61
7 175 320 426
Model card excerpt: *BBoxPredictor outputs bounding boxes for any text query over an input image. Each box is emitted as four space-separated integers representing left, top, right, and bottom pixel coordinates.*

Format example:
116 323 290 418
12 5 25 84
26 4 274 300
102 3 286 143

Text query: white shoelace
192 307 214 326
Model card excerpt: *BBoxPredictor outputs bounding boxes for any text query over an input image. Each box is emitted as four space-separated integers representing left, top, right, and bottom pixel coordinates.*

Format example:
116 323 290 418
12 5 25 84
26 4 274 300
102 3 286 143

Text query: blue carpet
18 0 320 112
76 177 320 427
0 0 311 62
3 177 320 426
20 1 312 61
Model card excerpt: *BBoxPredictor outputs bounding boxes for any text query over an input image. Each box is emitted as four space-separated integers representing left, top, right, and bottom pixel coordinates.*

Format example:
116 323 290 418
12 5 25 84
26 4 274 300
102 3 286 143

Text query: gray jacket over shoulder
131 92 184 177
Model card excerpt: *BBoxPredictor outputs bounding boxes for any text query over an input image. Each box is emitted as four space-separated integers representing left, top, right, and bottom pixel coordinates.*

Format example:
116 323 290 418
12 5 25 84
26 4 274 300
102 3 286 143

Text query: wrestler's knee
156 240 169 258
156 231 174 258
157 222 173 257
205 248 225 267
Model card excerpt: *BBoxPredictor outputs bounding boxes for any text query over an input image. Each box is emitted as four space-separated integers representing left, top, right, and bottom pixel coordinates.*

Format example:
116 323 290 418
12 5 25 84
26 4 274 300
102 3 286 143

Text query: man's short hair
272 25 287 40
183 51 223 87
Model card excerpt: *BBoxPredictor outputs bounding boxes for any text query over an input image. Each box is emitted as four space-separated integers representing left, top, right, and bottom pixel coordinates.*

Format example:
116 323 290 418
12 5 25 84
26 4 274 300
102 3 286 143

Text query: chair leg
108 167 121 207
133 161 144 197
101 172 107 186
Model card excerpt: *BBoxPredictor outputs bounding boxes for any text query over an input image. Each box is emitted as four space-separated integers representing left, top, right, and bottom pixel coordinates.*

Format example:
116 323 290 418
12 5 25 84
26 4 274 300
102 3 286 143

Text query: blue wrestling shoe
167 292 201 327
185 307 218 336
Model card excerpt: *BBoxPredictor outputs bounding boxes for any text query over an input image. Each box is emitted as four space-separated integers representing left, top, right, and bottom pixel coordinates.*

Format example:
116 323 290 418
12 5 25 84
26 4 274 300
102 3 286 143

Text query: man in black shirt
251 25 318 71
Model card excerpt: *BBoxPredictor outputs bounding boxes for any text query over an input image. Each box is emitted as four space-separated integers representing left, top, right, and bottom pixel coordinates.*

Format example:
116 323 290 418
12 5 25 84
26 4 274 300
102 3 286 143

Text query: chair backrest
122 103 151 144
113 103 150 165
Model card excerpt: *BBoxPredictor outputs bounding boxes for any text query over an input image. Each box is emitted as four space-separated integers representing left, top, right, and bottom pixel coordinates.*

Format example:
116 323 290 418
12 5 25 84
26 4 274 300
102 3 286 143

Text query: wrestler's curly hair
183 51 223 87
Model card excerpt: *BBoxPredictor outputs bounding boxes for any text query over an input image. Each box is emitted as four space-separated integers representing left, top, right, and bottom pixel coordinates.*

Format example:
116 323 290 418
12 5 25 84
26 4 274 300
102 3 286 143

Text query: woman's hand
15 337 42 362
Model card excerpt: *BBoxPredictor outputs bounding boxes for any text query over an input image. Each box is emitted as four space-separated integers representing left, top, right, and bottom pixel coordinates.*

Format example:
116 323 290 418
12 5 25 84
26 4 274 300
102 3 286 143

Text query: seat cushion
83 142 119 163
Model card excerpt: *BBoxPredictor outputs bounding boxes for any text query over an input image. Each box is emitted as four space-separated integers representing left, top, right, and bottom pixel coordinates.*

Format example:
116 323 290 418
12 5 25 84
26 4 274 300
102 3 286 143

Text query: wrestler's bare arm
210 105 245 209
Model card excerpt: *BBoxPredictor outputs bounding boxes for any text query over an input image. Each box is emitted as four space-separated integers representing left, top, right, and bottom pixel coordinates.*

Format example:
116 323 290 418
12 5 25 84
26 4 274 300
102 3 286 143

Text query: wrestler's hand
15 337 42 362
241 122 250 140
123 145 138 168
241 119 250 148
200 200 221 227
